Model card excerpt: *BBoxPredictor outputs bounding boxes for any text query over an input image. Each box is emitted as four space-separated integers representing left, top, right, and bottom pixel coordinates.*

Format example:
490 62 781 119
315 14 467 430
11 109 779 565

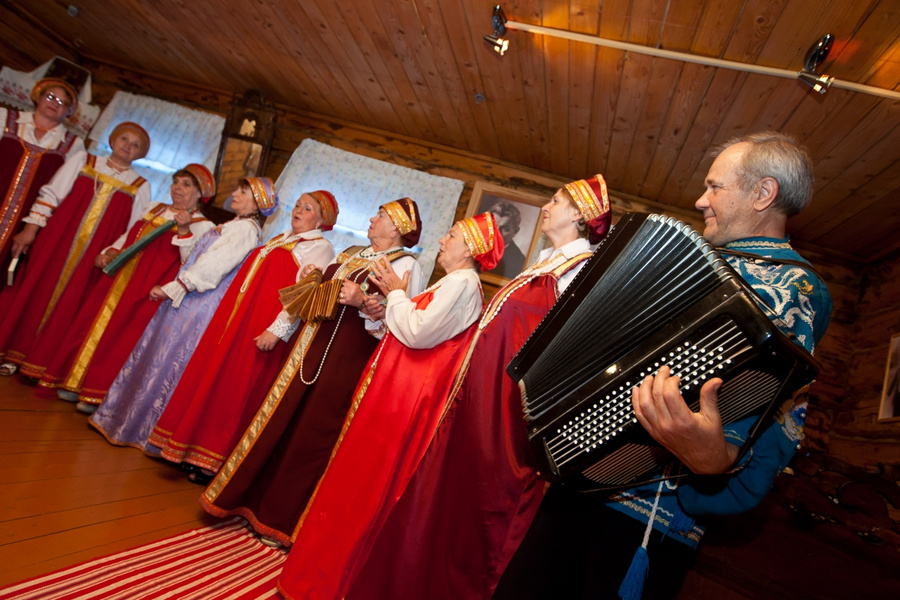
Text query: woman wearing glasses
0 77 85 265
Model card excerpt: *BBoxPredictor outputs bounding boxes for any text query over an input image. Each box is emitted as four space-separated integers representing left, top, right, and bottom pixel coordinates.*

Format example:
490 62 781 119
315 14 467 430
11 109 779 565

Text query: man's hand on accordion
632 365 740 475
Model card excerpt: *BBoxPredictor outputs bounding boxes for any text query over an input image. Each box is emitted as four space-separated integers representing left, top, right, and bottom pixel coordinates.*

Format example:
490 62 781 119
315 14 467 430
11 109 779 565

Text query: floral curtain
88 91 225 205
264 139 463 282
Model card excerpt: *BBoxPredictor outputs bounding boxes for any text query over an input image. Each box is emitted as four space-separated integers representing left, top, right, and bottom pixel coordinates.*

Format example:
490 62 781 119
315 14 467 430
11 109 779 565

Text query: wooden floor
2 374 900 598
0 375 215 588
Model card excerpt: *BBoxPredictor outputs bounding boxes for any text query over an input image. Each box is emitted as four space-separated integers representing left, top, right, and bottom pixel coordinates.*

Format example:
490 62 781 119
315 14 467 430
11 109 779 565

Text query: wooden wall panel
816 251 900 470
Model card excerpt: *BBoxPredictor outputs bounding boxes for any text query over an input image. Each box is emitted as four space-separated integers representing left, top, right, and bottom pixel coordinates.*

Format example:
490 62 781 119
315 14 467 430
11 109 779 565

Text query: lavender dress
90 223 259 451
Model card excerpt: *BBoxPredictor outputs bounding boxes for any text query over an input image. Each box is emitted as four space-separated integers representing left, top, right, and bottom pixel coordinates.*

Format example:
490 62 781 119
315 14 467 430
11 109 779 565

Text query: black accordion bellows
506 212 819 489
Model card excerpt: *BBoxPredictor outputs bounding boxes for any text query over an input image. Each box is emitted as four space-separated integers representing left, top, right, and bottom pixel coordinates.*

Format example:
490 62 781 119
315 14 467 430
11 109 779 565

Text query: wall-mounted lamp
483 5 509 56
798 34 834 95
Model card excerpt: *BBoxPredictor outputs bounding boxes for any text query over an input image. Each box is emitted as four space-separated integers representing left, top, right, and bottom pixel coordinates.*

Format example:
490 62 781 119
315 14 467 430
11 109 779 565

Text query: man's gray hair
713 132 814 216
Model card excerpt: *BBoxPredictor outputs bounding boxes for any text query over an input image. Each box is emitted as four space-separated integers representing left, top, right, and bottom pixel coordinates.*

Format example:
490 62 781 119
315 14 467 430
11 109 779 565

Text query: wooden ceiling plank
756 0 872 70
456 0 536 167
638 62 716 200
790 91 882 191
593 0 632 179
413 0 494 153
280 0 397 132
620 57 684 198
502 0 553 172
827 0 900 84
602 0 670 188
394 0 485 149
301 0 420 137
792 113 900 238
658 0 710 52
675 72 786 200
365 0 466 148
244 2 347 118
657 68 749 206
53 0 231 90
133 0 257 92
540 0 573 174
720 0 789 63
689 0 748 58
745 78 809 132
0 3 79 67
811 183 900 262
585 46 625 181
156 0 254 88
428 0 504 158
564 1 602 179
604 52 655 190
632 1 710 199
863 33 900 89
627 0 672 48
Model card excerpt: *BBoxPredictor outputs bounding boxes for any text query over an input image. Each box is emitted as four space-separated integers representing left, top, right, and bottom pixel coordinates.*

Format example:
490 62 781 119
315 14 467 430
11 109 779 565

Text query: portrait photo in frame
879 333 900 421
465 181 550 286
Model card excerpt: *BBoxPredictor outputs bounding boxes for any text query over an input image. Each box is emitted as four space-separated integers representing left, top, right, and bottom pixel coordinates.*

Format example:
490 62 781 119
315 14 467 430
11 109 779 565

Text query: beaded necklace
298 246 403 385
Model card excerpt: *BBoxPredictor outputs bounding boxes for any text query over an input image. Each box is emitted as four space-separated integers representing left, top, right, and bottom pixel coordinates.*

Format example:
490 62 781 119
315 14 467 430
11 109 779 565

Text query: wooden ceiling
4 0 900 262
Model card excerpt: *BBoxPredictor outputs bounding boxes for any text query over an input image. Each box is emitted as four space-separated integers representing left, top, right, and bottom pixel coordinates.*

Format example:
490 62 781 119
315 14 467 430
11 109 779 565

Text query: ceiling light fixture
798 34 834 94
501 14 900 101
484 5 509 56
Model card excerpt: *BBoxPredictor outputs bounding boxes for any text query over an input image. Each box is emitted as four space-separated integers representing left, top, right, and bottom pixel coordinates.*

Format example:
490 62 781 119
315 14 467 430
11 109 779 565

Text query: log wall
824 253 900 469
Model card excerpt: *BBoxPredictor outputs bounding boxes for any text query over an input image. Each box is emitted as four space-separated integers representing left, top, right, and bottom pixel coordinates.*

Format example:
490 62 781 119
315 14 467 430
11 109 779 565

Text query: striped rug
0 518 286 600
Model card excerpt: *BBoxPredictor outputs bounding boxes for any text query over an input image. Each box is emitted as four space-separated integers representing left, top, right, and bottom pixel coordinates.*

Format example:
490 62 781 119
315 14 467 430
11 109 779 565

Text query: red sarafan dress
0 109 79 262
36 204 211 403
147 233 334 472
200 247 421 547
277 268 482 600
0 155 146 371
341 250 592 600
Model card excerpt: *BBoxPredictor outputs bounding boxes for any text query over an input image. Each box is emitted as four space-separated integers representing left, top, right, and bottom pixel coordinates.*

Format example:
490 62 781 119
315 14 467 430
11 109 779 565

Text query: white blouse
161 218 261 308
25 154 151 230
384 268 482 350
362 252 424 338
533 237 593 294
0 108 86 156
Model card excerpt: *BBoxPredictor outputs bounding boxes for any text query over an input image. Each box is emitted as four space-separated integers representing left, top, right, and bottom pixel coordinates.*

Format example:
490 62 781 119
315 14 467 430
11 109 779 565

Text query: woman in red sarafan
339 175 612 600
147 190 340 483
0 121 151 378
277 212 503 600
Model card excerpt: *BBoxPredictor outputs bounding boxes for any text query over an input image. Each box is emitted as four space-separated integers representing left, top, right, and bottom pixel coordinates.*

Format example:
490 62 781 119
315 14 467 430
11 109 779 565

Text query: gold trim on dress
61 209 169 391
39 166 144 330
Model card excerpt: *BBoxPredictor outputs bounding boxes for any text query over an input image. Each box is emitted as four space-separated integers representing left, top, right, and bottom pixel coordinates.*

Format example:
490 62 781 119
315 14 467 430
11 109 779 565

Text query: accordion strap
716 247 823 281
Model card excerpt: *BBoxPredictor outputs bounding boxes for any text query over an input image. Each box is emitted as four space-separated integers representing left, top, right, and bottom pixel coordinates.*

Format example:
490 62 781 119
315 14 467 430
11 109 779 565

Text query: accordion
506 212 819 489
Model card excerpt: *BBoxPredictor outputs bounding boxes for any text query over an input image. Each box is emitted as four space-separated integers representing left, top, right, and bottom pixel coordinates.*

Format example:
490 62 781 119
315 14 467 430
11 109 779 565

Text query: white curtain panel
89 91 225 204
264 139 463 282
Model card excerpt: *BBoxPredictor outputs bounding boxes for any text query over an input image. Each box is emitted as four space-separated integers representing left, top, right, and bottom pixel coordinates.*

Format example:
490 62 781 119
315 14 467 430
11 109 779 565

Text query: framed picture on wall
465 181 550 286
879 333 900 421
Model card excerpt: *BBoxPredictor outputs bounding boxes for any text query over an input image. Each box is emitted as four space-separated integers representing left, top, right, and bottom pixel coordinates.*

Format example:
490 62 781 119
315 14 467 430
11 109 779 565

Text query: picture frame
465 181 549 286
878 333 900 421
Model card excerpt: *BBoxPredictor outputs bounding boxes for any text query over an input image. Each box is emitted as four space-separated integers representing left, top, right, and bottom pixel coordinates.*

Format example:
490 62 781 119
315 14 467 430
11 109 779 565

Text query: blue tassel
668 509 695 536
617 545 649 600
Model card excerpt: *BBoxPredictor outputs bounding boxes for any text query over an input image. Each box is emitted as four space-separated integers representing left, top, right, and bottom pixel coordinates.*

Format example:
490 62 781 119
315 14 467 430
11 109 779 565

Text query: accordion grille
521 215 732 421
